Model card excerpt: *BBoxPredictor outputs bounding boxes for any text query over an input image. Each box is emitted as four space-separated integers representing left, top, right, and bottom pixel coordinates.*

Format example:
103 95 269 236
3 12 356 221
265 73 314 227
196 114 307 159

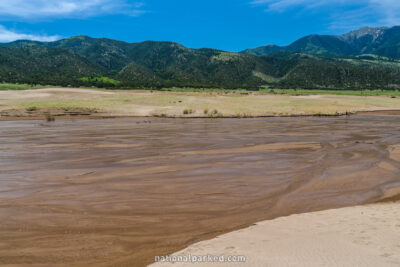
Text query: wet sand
1 115 400 266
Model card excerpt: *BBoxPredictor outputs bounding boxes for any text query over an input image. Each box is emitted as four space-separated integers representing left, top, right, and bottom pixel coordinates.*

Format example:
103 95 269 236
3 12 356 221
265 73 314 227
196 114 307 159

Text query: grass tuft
183 109 195 115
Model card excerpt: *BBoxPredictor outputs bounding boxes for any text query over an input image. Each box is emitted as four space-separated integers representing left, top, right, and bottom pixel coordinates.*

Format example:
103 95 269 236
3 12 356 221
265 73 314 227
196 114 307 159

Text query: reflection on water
0 115 400 266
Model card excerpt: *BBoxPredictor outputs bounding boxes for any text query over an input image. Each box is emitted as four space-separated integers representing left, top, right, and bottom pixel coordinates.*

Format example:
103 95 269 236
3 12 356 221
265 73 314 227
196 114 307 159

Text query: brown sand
151 201 400 267
0 115 400 266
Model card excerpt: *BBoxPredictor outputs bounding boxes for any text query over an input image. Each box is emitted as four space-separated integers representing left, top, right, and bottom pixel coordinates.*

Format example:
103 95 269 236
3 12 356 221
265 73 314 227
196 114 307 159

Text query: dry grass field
1 88 400 118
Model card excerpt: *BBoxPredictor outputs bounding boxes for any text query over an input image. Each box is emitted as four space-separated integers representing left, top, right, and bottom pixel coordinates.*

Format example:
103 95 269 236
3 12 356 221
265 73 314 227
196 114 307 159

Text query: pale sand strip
390 145 400 161
179 142 321 155
150 202 400 267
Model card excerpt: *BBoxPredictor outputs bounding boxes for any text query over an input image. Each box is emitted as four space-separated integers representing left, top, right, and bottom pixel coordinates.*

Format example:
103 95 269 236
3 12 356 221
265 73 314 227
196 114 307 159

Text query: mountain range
1 26 400 90
243 26 400 58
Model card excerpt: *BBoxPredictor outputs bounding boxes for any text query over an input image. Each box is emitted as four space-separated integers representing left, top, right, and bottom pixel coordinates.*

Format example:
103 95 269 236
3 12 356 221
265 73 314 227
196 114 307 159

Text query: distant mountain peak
341 26 388 41
243 25 400 58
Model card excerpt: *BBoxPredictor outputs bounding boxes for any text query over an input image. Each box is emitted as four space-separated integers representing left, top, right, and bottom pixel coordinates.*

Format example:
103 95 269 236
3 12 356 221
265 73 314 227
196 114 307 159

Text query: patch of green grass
0 83 52 90
160 87 253 93
78 76 121 85
259 88 400 97
146 87 400 97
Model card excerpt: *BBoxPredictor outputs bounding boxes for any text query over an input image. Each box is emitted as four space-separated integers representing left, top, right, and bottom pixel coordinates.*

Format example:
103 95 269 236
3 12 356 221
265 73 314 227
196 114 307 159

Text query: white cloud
0 25 61 42
250 0 343 12
251 0 400 29
0 0 146 19
369 0 400 25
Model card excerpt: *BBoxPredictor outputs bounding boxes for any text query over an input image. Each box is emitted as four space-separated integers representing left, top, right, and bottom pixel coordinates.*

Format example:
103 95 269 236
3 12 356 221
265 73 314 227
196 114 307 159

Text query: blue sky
0 0 399 51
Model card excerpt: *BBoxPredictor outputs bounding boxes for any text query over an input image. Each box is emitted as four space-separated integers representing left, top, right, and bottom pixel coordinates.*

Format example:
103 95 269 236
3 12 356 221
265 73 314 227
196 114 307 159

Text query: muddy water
1 115 400 266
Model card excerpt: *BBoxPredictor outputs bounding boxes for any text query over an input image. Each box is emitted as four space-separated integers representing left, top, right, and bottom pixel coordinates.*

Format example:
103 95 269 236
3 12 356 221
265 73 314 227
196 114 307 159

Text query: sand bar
151 201 400 267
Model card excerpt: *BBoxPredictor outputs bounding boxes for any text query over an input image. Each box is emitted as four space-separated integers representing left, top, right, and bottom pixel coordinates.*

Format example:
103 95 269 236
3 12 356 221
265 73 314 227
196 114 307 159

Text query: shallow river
1 115 400 266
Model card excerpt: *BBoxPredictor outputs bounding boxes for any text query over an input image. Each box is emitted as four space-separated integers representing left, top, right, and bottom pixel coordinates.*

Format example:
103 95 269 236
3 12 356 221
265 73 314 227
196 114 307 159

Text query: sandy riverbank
2 88 400 120
151 201 400 267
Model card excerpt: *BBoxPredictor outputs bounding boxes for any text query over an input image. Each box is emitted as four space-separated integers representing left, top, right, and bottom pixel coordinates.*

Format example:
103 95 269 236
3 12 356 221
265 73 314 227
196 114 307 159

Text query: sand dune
151 201 400 267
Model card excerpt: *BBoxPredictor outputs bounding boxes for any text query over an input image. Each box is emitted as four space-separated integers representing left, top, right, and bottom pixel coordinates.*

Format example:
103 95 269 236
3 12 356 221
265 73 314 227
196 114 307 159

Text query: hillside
0 46 100 85
1 29 400 89
270 53 400 89
0 38 273 88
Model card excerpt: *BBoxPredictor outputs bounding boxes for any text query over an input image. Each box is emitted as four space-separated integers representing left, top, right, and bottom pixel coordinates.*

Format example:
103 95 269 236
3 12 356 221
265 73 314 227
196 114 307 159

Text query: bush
183 109 195 115
208 109 223 118
26 106 37 112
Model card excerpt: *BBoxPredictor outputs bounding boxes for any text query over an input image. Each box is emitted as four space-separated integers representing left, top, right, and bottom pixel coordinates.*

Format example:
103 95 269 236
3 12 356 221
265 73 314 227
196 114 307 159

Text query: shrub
26 106 37 112
183 109 195 115
208 109 223 118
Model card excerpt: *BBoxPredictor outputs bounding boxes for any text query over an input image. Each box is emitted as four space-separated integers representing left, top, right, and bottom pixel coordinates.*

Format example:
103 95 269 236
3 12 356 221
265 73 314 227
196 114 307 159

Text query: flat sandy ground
2 88 400 118
151 201 400 267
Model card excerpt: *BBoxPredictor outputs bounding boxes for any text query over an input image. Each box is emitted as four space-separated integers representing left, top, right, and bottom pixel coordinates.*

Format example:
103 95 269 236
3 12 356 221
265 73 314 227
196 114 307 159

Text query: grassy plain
1 87 400 118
